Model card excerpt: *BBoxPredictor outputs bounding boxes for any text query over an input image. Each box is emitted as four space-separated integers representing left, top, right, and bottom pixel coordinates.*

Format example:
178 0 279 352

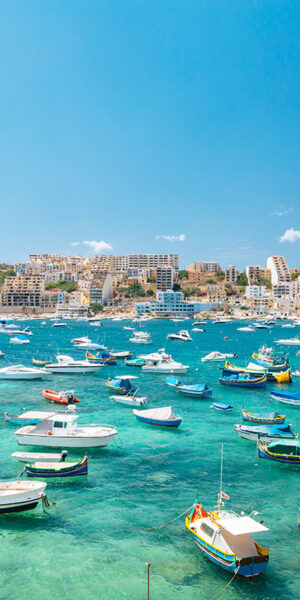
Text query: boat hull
142 366 188 374
45 366 101 374
16 433 117 448
134 414 182 427
270 391 300 406
235 428 294 443
177 387 212 398
25 457 88 478
258 441 300 464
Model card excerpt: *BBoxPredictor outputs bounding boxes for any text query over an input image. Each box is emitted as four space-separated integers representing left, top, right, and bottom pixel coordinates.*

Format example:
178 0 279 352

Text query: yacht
45 355 103 374
141 350 189 374
129 331 152 344
237 326 255 332
73 340 106 350
201 351 237 363
167 330 192 342
15 413 118 448
0 365 47 380
274 337 300 346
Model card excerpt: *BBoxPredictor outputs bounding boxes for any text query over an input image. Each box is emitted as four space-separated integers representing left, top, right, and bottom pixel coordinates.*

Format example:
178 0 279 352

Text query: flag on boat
220 491 229 500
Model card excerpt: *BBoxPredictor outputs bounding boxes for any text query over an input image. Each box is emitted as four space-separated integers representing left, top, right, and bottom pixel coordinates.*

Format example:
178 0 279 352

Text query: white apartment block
245 285 266 299
267 256 291 285
113 254 179 271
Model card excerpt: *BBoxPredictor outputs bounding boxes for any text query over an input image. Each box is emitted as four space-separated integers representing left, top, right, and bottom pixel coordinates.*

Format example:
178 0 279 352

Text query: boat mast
218 443 223 512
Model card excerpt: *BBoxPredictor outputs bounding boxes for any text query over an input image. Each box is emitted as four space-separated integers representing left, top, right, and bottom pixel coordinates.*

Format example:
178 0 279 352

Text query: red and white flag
220 491 229 500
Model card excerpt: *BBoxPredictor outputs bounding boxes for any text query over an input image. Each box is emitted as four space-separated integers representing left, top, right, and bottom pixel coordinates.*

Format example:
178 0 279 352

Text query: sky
0 0 299 269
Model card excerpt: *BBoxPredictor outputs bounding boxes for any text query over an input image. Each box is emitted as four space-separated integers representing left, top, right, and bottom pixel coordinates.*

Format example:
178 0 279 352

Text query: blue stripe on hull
192 535 268 577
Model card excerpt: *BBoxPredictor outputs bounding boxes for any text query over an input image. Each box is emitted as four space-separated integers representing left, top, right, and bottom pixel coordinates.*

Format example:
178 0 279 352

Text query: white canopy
218 516 269 536
136 406 176 420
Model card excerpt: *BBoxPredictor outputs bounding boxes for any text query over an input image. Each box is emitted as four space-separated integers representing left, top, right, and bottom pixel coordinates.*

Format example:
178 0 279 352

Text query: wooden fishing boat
270 390 300 406
257 439 300 465
165 376 212 398
42 389 79 404
24 455 88 478
242 409 285 424
219 371 267 388
86 351 116 365
212 402 233 412
251 347 289 371
32 359 51 366
0 481 48 514
105 376 138 394
133 406 182 428
224 361 291 383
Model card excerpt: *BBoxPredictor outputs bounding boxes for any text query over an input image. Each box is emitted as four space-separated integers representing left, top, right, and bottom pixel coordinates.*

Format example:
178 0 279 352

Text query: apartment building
135 290 202 316
0 275 45 307
225 265 238 284
272 282 300 300
186 261 221 273
113 254 179 271
245 285 266 299
156 266 174 291
91 255 114 273
267 256 291 285
246 265 271 284
89 274 113 305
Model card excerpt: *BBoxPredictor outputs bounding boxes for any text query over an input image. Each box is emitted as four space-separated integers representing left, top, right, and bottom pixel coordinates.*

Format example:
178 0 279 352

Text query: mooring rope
141 505 194 531
209 569 238 600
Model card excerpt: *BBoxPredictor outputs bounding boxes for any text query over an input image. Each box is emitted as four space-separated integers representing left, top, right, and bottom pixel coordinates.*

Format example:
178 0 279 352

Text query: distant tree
45 280 76 293
147 276 156 283
90 302 103 313
146 289 155 297
292 272 299 281
215 270 225 278
178 270 188 279
125 281 146 298
207 278 216 284
172 283 181 292
236 272 248 286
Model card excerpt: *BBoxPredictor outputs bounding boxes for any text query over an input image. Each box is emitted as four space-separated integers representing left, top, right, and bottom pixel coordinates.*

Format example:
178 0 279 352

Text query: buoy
224 336 227 340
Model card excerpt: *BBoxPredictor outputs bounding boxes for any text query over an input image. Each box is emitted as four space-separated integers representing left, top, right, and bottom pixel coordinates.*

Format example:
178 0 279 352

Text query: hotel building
267 256 291 285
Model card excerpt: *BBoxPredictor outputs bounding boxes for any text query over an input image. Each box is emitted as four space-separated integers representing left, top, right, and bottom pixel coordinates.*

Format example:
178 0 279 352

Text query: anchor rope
141 505 194 531
209 569 238 600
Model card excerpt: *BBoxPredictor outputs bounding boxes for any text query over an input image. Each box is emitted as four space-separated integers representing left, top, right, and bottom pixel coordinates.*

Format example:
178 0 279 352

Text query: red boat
42 389 79 405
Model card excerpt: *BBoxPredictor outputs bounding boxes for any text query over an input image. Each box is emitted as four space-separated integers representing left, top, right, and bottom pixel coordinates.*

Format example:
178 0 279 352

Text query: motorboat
73 340 107 350
105 375 138 394
0 365 47 380
0 480 48 514
45 355 103 374
42 389 79 404
192 321 207 326
133 406 182 428
129 336 152 344
274 337 300 346
254 322 272 329
110 394 147 407
282 323 295 329
11 450 70 463
270 389 300 406
10 335 30 344
52 322 67 328
191 327 205 332
237 326 255 332
234 423 296 443
141 350 189 374
212 318 233 324
125 357 145 367
241 409 285 424
165 376 212 398
15 413 118 448
201 351 237 363
167 330 192 342
292 369 300 377
258 439 300 465
110 351 133 359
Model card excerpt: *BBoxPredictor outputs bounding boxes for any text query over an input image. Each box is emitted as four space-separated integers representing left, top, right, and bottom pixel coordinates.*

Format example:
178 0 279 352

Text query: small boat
242 409 285 424
192 320 207 326
201 351 237 363
234 423 296 443
10 335 30 344
257 439 300 465
0 480 48 514
270 389 300 406
292 370 300 377
212 402 233 412
11 450 69 463
275 337 300 346
105 375 138 394
282 323 296 329
133 406 182 428
74 340 107 350
129 336 152 344
254 322 272 329
219 371 267 388
191 327 205 332
52 322 67 328
237 326 255 332
167 330 192 342
110 351 133 359
225 361 291 383
251 346 289 371
32 359 51 366
4 412 43 425
141 350 189 374
42 389 79 404
24 455 88 478
86 351 117 365
185 447 269 577
0 350 4 357
125 357 145 367
165 376 212 398
0 365 47 380
110 394 147 407
45 355 103 374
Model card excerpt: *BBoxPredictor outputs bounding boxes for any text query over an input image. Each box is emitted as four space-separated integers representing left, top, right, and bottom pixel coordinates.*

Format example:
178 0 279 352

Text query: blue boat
270 390 300 406
133 406 182 428
4 412 40 426
219 371 267 388
86 351 117 365
242 409 285 424
25 455 88 478
212 402 233 412
258 439 300 465
165 376 212 398
234 423 296 442
125 358 145 367
105 375 138 394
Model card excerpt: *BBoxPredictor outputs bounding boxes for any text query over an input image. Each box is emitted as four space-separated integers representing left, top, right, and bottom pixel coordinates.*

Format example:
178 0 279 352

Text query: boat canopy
136 406 176 420
246 424 291 434
218 516 269 536
250 412 281 420
180 384 207 392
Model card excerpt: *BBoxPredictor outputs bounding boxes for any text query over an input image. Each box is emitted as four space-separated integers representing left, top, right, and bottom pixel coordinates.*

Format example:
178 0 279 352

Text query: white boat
234 423 296 443
45 355 103 374
167 330 192 342
191 327 205 332
292 370 300 377
192 321 207 326
110 394 147 407
129 337 152 344
0 365 47 380
52 322 67 328
73 341 106 350
11 450 69 463
0 480 47 514
141 350 189 374
212 318 232 324
201 351 237 363
10 336 30 344
111 351 133 359
282 324 295 329
254 323 272 329
275 337 300 346
237 327 255 332
16 413 118 448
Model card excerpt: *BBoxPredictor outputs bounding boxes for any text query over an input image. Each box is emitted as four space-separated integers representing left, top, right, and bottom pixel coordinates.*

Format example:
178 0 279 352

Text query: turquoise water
0 319 300 600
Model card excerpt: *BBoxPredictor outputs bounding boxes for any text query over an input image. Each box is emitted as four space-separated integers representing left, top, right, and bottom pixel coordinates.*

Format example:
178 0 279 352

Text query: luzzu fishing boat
86 351 117 365
257 439 300 465
24 455 88 478
234 423 296 443
185 447 269 577
219 371 267 388
224 361 291 383
105 376 138 394
32 359 51 366
241 409 285 424
251 346 289 372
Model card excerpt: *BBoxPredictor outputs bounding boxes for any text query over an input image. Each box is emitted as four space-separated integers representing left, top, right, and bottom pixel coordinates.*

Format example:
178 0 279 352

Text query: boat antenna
218 443 223 512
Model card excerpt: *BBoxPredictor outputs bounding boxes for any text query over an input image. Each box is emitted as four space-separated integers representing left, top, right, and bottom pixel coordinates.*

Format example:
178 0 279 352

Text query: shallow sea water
0 318 299 600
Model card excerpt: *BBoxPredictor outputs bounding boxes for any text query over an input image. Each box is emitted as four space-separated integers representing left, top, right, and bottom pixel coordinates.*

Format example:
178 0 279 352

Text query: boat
234 423 296 443
201 351 237 363
32 359 51 366
11 450 69 463
15 413 118 448
191 327 205 332
282 324 296 329
224 361 291 383
251 347 289 371
237 326 255 332
86 351 116 365
110 351 133 359
0 480 48 514
192 321 207 326
254 322 272 329
42 389 79 404
10 335 30 344
141 350 189 374
241 409 285 424
185 448 269 577
125 357 145 367
45 355 103 374
167 330 192 342
0 365 47 380
165 376 212 398
270 389 300 406
292 370 300 377
219 371 267 388
110 394 147 407
129 335 152 344
257 439 300 465
211 402 233 412
0 350 4 357
4 411 44 425
105 375 138 394
73 340 107 350
133 406 182 428
275 337 300 346
52 322 67 327
24 455 88 478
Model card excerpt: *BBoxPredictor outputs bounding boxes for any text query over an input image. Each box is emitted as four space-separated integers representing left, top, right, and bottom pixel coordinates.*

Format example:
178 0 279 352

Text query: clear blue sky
0 1 299 269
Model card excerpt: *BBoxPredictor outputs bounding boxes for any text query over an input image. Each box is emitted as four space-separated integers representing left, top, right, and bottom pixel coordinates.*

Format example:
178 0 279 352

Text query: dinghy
24 455 88 478
5 412 42 426
133 406 182 428
242 409 285 424
110 394 147 407
42 389 79 404
212 402 233 412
